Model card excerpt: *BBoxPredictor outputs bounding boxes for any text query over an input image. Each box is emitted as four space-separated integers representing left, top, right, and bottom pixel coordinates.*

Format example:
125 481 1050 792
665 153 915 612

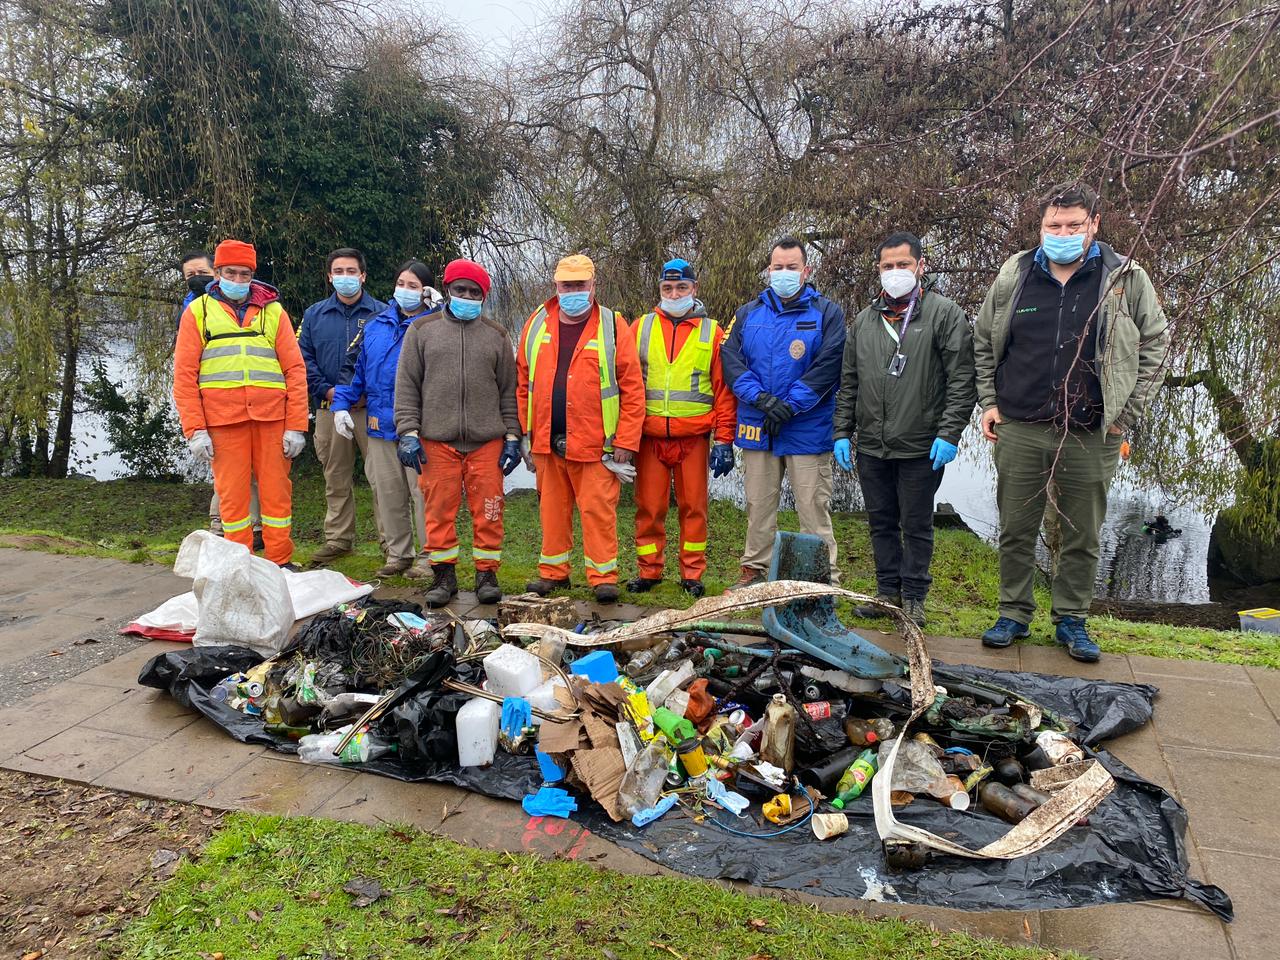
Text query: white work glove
333 409 354 440
521 435 535 473
188 429 214 463
283 430 307 459
602 453 636 483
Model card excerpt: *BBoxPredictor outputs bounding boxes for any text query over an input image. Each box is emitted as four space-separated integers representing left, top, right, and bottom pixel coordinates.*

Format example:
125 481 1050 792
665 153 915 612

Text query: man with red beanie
516 254 646 603
173 239 309 566
394 257 521 606
627 259 737 598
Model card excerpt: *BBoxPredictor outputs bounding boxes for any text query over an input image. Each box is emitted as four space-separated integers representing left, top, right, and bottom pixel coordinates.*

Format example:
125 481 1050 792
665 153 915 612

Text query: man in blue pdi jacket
721 235 847 589
297 247 387 567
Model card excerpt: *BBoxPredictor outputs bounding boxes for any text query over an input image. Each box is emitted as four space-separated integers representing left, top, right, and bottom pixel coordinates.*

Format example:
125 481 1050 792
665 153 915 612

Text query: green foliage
82 362 186 480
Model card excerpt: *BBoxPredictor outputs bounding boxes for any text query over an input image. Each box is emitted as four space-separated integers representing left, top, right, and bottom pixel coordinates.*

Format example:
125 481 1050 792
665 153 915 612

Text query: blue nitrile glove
499 438 522 476
833 438 853 472
929 437 958 471
631 792 679 828
501 697 532 740
397 434 427 473
705 776 750 816
535 748 564 783
522 786 578 818
709 443 734 478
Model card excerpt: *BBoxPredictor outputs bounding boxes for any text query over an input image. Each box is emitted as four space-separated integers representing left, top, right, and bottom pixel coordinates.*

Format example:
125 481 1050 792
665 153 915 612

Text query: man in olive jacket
833 231 976 627
974 183 1169 662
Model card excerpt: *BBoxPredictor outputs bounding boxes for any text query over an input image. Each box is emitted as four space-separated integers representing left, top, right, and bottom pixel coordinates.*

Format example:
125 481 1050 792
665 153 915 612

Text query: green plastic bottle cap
831 798 845 810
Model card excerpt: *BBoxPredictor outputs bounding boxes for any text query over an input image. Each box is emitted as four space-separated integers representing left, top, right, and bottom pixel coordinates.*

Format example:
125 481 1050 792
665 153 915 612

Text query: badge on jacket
789 339 806 360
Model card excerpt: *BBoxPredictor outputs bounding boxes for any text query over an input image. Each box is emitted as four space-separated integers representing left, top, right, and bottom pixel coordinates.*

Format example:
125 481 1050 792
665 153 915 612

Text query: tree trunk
48 321 78 478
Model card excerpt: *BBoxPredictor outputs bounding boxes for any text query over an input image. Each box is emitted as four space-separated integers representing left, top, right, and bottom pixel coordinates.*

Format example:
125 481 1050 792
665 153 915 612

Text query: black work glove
763 400 795 436
754 393 780 415
498 438 522 476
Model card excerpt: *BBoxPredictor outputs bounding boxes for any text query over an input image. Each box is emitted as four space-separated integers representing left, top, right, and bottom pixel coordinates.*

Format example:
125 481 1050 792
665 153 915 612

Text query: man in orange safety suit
173 239 309 567
516 254 646 603
626 259 737 598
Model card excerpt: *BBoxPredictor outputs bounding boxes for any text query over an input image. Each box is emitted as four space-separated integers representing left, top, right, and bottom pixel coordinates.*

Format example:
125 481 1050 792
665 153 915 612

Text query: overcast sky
417 0 549 54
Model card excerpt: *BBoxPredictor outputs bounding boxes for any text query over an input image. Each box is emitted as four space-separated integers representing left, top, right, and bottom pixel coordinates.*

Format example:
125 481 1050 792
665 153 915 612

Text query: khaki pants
209 479 259 531
313 407 383 550
365 436 427 563
992 420 1121 622
741 449 838 581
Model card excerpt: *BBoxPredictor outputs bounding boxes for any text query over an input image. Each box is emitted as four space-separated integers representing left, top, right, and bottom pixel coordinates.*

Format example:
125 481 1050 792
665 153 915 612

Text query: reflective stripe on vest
635 312 714 417
189 295 286 391
523 305 620 451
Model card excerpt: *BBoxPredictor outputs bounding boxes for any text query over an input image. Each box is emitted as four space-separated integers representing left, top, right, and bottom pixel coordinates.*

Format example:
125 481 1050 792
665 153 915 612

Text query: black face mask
187 274 213 295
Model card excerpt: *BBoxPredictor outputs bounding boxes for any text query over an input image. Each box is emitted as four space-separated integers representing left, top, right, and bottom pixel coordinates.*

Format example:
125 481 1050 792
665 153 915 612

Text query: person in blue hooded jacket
330 260 441 578
720 235 846 590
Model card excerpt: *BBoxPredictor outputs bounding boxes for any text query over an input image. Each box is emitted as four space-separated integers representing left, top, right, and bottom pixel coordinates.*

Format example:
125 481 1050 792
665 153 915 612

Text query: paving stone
1198 848 1278 960
1051 902 1232 959
71 640 188 689
0 680 133 762
1129 654 1253 685
566 831 664 875
0 613 104 667
201 753 355 816
86 687 200 740
431 792 583 858
1245 666 1280 720
55 570 189 619
1161 747 1280 857
1016 642 1136 681
312 776 470 832
864 899 1043 945
1103 724 1177 795
5 725 153 782
94 715 263 802
1147 678 1280 757
925 634 1024 671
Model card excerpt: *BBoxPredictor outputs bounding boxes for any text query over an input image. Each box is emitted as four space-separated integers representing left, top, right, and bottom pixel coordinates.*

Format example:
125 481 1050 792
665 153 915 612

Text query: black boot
475 569 501 605
627 576 662 593
680 578 705 598
425 564 458 608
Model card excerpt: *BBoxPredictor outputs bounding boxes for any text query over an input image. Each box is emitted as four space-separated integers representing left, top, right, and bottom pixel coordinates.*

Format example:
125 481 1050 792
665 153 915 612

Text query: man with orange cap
627 259 737 598
394 258 521 607
173 239 309 566
516 254 646 603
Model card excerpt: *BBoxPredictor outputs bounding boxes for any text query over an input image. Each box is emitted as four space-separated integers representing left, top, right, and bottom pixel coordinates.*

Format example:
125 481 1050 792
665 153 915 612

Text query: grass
118 811 1073 960
0 473 1274 668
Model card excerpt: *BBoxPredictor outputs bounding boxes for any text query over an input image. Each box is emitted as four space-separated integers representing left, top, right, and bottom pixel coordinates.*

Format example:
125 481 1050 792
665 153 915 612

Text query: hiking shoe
209 517 224 536
475 569 502 605
594 583 620 604
526 576 571 596
982 616 1029 648
375 558 413 577
253 527 265 552
405 562 432 580
902 597 926 627
725 567 766 592
627 576 662 593
425 564 458 608
1056 616 1101 662
308 542 352 568
680 578 706 599
855 593 900 619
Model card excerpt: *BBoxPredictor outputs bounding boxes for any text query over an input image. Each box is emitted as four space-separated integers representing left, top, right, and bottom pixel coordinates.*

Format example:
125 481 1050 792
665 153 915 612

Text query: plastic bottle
653 706 697 744
483 644 543 698
647 660 695 707
877 739 947 794
1035 730 1084 765
1011 783 1053 807
297 726 393 765
759 694 797 772
993 756 1027 785
455 697 501 766
663 688 691 718
844 716 895 747
618 740 673 818
978 781 1039 823
830 748 878 808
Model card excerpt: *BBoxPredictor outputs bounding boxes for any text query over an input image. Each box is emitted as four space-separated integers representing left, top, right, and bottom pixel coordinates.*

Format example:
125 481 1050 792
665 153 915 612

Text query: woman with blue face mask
331 260 441 579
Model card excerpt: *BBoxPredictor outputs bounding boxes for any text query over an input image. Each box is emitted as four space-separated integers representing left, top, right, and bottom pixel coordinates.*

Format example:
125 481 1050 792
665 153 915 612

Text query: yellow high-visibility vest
635 312 714 417
523 305 620 451
189 295 286 391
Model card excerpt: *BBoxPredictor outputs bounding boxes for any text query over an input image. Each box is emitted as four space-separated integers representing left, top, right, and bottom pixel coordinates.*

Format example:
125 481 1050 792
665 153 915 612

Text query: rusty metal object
498 593 579 630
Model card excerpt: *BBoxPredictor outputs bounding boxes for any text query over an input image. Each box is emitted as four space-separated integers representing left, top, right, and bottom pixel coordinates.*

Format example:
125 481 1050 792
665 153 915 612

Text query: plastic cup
811 812 849 840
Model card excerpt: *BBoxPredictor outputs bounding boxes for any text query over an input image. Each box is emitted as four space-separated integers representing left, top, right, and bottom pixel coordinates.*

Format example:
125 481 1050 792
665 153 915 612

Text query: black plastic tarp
140 646 1232 920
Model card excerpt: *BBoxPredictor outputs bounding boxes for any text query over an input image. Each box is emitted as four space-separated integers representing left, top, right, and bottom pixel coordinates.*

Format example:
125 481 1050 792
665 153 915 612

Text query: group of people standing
171 181 1168 665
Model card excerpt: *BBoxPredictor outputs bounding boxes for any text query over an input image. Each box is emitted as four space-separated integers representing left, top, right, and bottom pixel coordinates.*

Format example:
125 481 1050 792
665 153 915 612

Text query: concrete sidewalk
0 548 1272 959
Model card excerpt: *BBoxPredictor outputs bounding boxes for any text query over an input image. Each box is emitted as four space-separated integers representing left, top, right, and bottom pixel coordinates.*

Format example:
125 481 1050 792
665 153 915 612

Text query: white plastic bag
173 530 294 657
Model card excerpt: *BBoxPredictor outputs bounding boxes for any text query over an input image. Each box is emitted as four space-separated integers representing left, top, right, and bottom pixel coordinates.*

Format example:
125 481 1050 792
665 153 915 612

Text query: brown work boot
308 542 352 568
405 561 432 580
375 557 413 577
526 576 571 597
425 564 458 608
593 583 620 604
475 569 502 604
725 567 766 592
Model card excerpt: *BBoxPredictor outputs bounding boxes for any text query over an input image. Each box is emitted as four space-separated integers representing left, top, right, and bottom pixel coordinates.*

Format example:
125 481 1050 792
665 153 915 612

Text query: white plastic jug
456 697 501 767
482 643 543 698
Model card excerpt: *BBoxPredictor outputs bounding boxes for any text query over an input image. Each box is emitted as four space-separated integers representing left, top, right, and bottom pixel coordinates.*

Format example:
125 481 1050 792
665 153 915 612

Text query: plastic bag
174 530 294 657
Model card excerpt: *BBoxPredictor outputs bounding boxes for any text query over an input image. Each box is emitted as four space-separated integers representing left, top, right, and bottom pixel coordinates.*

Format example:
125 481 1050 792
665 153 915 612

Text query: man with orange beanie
516 254 646 603
627 259 737 598
173 239 309 566
394 257 521 607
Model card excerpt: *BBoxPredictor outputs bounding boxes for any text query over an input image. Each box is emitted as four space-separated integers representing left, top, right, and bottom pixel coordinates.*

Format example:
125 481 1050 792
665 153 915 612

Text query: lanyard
881 291 919 345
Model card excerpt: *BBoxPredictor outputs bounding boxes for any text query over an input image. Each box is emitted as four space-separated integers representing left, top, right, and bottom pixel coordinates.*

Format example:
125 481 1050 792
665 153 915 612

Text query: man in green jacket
833 231 976 627
974 183 1169 662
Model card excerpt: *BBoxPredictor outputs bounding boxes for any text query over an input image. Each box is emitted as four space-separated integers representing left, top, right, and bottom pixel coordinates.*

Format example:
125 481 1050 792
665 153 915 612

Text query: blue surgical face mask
1041 232 1087 264
661 295 694 317
331 275 361 298
220 278 250 301
558 291 592 316
394 287 423 313
449 295 483 321
769 269 803 299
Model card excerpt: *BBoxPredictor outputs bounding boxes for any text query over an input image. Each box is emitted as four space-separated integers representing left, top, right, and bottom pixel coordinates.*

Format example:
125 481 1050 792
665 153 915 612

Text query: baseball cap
660 258 696 281
554 254 595 281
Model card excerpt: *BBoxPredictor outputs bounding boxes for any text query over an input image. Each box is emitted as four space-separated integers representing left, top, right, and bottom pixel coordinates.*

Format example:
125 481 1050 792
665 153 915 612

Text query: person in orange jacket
516 254 646 603
626 259 738 598
173 239 309 567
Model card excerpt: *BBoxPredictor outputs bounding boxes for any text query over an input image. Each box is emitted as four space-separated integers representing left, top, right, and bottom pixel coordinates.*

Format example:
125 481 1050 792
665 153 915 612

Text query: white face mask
881 268 918 300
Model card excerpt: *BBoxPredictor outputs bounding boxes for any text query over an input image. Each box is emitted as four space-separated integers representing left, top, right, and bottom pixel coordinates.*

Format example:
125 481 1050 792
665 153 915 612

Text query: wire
706 786 815 839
